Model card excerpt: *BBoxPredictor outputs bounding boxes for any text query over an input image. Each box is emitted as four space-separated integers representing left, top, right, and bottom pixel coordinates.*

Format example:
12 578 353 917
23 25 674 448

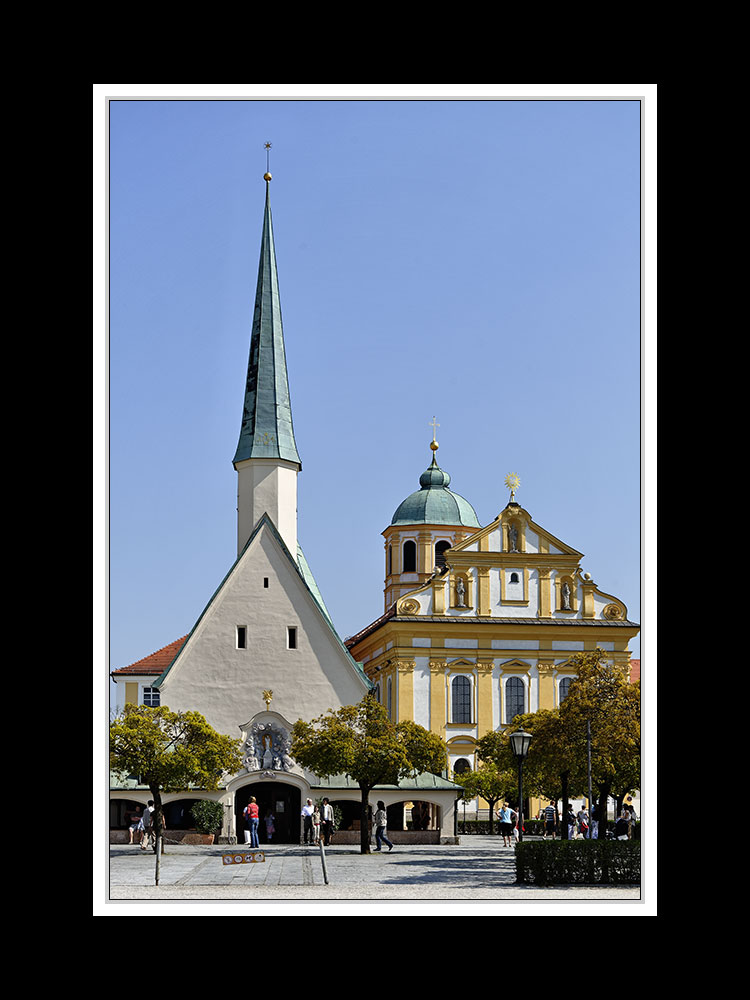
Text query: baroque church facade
344 442 640 811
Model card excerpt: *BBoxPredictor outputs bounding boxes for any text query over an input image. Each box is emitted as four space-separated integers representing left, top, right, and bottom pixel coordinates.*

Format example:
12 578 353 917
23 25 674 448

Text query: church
109 173 464 845
344 439 640 818
111 170 640 843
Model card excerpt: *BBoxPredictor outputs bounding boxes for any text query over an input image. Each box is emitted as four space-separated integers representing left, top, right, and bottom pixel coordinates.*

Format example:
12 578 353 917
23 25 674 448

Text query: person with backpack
140 801 155 851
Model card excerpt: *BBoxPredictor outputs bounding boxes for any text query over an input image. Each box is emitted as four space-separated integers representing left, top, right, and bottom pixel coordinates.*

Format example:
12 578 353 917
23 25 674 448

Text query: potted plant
189 800 225 844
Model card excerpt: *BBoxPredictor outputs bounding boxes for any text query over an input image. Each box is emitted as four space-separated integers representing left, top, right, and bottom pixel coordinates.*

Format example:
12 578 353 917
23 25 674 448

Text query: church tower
383 432 481 610
233 172 301 557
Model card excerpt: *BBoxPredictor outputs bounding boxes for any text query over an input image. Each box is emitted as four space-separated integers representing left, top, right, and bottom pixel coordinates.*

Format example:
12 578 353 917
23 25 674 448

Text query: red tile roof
111 636 187 677
629 658 640 682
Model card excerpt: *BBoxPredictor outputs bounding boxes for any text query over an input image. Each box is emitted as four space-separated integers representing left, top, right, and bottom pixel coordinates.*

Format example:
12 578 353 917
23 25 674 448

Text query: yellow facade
346 453 639 818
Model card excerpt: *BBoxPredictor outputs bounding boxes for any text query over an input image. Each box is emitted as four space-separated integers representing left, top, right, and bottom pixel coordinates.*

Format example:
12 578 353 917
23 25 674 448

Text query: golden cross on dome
430 416 440 453
263 689 273 710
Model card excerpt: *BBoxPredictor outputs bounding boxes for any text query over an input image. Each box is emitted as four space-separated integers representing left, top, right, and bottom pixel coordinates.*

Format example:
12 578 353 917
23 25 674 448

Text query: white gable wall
158 521 368 736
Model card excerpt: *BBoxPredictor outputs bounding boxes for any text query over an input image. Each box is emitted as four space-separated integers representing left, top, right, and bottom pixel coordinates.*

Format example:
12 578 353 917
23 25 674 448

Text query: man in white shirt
301 798 315 845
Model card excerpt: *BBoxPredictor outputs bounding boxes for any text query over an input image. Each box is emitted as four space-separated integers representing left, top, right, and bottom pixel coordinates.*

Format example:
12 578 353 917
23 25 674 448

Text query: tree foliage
291 695 447 854
455 762 516 833
109 704 243 883
560 649 641 810
475 650 640 828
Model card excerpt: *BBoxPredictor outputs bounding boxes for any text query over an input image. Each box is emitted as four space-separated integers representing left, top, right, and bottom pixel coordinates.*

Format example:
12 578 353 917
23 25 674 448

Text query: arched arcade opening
235 782 301 844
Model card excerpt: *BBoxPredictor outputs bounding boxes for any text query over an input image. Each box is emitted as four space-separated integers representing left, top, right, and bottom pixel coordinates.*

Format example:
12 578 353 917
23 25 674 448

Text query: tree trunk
561 771 569 840
597 780 612 838
151 786 165 886
359 785 372 855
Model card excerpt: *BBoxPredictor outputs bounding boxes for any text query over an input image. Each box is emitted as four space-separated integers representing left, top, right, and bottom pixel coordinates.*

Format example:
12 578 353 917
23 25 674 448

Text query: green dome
391 456 480 527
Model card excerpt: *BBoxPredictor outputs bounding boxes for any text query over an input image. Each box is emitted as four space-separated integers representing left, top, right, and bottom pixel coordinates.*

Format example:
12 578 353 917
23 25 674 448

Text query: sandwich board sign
222 851 266 865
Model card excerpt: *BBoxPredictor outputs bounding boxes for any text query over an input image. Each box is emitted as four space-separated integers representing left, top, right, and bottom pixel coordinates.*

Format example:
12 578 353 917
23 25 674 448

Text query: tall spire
233 171 301 468
233 159 301 558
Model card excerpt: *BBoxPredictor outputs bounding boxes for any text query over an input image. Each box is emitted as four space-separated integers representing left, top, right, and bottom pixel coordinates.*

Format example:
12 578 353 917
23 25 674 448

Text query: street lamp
509 729 532 842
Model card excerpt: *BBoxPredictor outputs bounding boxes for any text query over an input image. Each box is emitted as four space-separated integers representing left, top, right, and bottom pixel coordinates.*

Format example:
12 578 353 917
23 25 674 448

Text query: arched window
452 675 472 723
435 540 452 572
388 545 392 575
559 677 572 703
402 540 417 572
505 677 525 724
387 677 393 719
453 757 471 775
509 572 519 584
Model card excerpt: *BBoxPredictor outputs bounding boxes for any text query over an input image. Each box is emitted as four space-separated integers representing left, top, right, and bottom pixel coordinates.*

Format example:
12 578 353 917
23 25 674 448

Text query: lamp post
509 729 532 842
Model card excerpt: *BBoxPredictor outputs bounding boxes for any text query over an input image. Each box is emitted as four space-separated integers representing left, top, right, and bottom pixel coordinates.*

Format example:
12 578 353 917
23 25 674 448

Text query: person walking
264 811 276 842
301 798 315 844
590 802 600 839
140 801 155 850
566 803 576 840
511 805 520 843
321 798 334 846
577 806 590 839
313 803 321 845
373 801 394 852
498 803 513 847
543 800 557 840
243 796 260 847
627 803 637 838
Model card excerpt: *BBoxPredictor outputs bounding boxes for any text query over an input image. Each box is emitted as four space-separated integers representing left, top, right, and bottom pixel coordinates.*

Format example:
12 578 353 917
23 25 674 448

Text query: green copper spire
233 178 301 468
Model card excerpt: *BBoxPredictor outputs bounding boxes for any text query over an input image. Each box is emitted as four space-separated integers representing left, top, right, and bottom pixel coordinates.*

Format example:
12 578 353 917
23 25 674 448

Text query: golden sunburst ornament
504 473 520 501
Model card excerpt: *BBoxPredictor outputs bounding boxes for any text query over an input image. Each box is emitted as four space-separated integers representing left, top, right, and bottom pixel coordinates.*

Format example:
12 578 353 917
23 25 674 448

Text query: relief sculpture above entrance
242 717 295 774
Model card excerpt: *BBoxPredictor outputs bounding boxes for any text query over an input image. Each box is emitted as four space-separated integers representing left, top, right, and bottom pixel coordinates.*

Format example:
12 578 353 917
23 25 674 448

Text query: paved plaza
105 837 643 908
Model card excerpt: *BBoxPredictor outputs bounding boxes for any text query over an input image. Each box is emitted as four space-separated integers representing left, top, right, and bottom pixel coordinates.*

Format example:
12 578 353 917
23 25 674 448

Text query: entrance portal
235 782 301 845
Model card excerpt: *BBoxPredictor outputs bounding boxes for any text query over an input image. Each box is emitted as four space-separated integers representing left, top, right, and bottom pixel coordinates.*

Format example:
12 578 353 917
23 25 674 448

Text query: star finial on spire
264 142 272 181
504 472 521 503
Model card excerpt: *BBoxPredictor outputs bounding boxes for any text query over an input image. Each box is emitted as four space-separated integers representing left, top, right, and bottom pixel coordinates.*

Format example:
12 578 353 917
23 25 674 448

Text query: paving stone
105 838 642 905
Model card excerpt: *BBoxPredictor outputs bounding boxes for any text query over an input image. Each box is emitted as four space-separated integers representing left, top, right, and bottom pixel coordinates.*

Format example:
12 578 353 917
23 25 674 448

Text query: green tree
454 762 515 834
109 704 243 884
291 695 447 854
516 708 591 838
560 650 641 825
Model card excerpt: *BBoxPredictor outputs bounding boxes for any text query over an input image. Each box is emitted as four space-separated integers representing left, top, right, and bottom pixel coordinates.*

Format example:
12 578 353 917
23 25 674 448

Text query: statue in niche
561 581 571 610
456 577 466 607
262 733 274 769
243 721 295 773
508 524 518 552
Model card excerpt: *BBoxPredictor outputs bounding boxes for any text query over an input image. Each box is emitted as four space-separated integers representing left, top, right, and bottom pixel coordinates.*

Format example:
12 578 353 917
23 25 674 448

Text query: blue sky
102 88 649 677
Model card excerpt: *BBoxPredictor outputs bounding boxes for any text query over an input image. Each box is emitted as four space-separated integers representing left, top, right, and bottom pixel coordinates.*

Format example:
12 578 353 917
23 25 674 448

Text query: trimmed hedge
515 839 640 885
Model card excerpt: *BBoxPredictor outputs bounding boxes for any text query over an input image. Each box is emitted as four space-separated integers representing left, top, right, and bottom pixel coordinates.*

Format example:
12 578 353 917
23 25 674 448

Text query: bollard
319 839 329 884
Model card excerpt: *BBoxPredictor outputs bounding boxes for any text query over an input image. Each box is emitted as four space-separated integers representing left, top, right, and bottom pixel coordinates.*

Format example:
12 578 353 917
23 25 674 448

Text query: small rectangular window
237 626 247 649
263 578 269 588
287 626 297 649
142 687 160 707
